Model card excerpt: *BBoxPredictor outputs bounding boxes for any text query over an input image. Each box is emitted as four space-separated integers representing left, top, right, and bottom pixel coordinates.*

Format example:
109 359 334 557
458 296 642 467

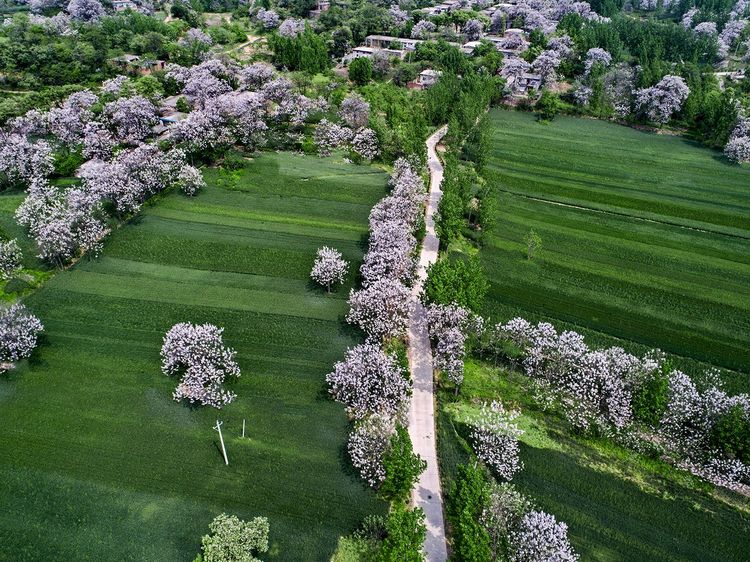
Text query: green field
481 110 750 391
0 153 388 560
438 361 750 562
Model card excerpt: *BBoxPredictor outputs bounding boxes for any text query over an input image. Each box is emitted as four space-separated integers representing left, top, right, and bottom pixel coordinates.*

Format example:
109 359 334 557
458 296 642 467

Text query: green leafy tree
632 362 671 427
535 90 562 121
710 404 750 464
378 506 426 562
379 426 427 504
201 513 269 562
349 57 373 86
447 464 491 562
424 255 488 313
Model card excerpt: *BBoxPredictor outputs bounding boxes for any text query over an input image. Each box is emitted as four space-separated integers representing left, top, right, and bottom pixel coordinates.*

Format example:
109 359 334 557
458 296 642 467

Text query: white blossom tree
326 343 409 420
311 246 349 292
346 278 413 342
278 18 305 38
0 239 23 280
0 304 44 368
471 400 524 480
66 0 104 21
584 47 612 75
509 511 578 562
411 20 436 39
351 127 380 161
161 322 241 408
314 120 352 156
339 94 370 129
348 413 396 487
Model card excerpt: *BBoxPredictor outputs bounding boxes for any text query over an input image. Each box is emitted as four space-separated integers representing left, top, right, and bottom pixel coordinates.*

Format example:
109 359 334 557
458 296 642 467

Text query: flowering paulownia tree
0 304 44 369
346 278 414 342
725 118 750 163
509 511 578 562
311 246 349 292
411 20 436 39
635 75 690 124
326 343 409 420
426 303 471 389
160 322 241 408
471 400 524 480
339 94 370 129
348 413 396 487
0 239 22 280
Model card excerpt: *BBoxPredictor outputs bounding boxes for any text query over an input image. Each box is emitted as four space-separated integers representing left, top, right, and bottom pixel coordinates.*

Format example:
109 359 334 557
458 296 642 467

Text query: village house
408 69 442 90
505 72 543 97
110 54 165 76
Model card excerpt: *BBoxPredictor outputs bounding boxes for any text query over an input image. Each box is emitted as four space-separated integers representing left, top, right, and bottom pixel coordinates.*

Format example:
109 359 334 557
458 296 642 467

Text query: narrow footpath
408 125 449 562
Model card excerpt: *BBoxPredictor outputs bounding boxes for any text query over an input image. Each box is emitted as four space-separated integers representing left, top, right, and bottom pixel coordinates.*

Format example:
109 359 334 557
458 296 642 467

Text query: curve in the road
407 125 449 562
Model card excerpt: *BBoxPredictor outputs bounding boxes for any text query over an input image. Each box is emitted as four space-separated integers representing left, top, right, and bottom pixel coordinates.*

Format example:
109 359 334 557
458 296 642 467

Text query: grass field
481 110 750 392
0 153 388 560
438 361 750 562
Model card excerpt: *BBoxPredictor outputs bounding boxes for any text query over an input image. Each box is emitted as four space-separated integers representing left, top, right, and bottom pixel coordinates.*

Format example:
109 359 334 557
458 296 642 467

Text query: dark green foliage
379 426 427 504
424 255 488 313
535 90 562 121
175 96 191 113
461 118 490 174
268 30 330 73
377 506 426 562
632 362 671 427
52 148 85 178
348 57 373 85
447 464 491 562
710 404 750 464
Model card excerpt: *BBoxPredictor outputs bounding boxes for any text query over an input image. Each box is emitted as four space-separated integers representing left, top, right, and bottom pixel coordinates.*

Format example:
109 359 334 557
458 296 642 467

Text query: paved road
408 125 448 562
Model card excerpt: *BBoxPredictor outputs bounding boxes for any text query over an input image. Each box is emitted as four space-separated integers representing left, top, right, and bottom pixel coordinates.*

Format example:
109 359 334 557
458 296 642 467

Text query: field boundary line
408 125 449 562
497 188 750 241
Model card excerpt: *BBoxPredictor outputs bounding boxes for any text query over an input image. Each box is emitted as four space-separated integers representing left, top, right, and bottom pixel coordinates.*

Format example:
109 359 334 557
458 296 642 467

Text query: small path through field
408 125 448 562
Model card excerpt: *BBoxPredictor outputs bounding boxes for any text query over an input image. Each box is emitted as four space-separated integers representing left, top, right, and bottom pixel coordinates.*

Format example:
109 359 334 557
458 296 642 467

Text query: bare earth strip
408 125 448 562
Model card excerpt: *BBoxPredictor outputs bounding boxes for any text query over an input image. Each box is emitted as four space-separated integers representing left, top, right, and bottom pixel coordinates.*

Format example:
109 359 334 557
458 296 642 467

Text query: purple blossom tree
314 119 353 156
346 278 414 342
161 322 241 408
0 134 54 187
361 220 415 285
101 75 131 97
509 511 578 562
177 166 205 196
82 122 116 161
0 239 22 280
411 20 436 39
238 62 276 91
464 18 484 41
693 21 718 35
256 8 280 29
531 50 561 84
311 246 349 292
47 90 98 147
0 304 44 368
501 57 532 82
348 413 396 487
725 118 750 163
635 75 690 124
278 18 305 38
426 303 471 388
339 94 371 129
351 127 380 161
471 400 524 480
66 0 104 21
584 47 612 75
180 27 213 47
103 96 159 143
388 5 409 27
681 8 698 28
326 343 410 420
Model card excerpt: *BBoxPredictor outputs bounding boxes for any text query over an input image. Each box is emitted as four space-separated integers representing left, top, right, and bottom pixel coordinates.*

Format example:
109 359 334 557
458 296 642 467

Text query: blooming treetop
310 246 349 292
161 322 241 408
326 343 410 420
0 304 44 367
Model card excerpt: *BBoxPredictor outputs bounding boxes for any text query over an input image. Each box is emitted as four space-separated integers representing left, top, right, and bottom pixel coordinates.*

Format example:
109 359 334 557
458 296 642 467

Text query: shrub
200 513 269 562
710 403 750 464
632 361 671 427
379 426 427 503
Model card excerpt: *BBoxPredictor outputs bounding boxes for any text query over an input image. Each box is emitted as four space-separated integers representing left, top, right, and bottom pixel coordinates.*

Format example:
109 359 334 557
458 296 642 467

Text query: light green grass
438 361 750 562
482 110 750 392
0 153 388 561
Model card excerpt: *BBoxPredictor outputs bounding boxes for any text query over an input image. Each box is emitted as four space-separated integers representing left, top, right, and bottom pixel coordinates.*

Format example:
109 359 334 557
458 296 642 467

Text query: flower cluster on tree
0 304 44 368
310 246 349 292
471 400 525 481
635 74 690 124
425 303 472 389
724 117 750 163
509 511 579 562
0 239 23 280
160 322 241 408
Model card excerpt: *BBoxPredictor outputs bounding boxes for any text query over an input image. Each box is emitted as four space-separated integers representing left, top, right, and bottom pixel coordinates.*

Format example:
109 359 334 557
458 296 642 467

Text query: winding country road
408 125 449 562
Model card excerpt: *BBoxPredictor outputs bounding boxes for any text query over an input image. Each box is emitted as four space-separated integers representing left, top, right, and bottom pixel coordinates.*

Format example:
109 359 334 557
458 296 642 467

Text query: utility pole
242 419 246 439
214 420 229 465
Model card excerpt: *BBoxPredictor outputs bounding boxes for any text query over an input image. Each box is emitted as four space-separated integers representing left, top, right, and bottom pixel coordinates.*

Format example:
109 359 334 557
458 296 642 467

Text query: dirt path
407 125 449 562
